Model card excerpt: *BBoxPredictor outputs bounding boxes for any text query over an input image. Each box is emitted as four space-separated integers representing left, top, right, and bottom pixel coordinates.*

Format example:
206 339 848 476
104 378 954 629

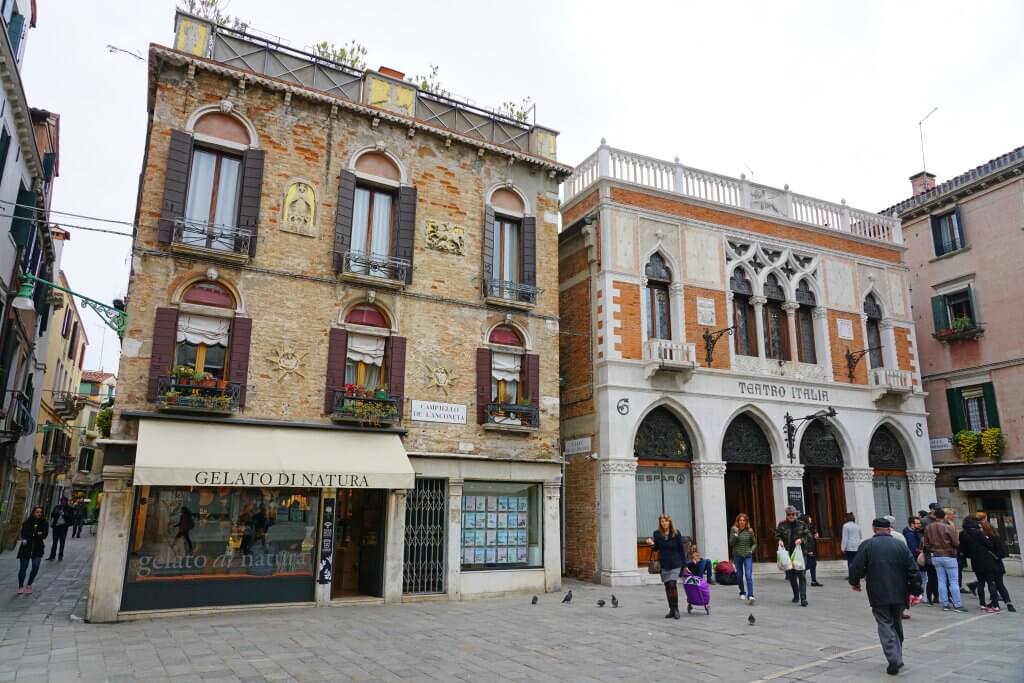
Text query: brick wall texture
563 454 598 579
684 287 730 369
894 326 919 388
612 281 642 360
828 310 867 384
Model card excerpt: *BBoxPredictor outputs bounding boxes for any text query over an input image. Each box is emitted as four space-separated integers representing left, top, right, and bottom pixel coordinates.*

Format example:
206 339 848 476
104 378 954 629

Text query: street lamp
701 325 735 367
783 406 837 464
12 273 127 339
844 346 882 383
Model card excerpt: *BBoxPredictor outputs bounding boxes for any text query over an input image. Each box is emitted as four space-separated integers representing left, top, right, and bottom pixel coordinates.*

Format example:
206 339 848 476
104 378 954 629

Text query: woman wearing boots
16 507 48 594
646 515 688 619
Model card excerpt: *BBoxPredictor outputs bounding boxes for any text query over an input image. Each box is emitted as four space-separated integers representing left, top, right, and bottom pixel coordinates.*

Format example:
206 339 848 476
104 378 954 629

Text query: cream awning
958 477 1024 492
134 419 414 489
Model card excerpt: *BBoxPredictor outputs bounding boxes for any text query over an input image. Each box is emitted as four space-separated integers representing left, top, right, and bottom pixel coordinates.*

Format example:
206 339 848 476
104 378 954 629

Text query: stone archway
722 413 775 560
870 425 911 524
634 407 694 566
799 420 847 559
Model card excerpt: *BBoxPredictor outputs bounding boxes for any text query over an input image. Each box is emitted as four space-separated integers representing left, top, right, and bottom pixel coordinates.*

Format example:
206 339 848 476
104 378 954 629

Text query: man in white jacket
842 512 863 570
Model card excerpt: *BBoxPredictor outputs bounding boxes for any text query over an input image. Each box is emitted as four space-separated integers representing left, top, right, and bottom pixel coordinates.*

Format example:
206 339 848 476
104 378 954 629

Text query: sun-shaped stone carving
266 346 309 382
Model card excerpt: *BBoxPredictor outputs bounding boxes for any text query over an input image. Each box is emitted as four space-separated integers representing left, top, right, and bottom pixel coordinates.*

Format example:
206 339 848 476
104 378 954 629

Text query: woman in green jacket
729 513 757 603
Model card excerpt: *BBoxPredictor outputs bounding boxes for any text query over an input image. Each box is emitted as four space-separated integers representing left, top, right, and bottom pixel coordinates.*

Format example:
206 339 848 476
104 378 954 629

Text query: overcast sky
21 0 1024 373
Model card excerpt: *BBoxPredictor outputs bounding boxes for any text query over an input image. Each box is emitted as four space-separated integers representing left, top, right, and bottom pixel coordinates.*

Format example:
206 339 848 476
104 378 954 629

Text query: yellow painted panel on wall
175 18 210 56
367 76 416 117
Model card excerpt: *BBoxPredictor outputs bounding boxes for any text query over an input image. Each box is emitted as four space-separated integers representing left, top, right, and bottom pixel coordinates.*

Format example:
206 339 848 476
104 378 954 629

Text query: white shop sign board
696 297 716 327
410 400 467 424
930 437 953 451
563 436 592 455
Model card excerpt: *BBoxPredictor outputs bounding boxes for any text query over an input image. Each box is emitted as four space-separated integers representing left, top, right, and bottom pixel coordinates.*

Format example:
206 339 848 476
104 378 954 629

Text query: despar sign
193 471 369 487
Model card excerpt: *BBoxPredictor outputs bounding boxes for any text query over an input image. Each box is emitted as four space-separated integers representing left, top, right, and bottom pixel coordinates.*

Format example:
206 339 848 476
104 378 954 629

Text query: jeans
688 559 713 582
807 553 818 583
734 556 754 596
918 569 928 599
48 526 68 560
18 556 41 587
932 555 961 608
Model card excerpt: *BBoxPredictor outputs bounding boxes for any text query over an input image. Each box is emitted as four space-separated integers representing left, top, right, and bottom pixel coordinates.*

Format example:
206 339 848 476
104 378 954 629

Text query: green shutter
931 295 949 332
981 383 1000 428
953 207 966 249
10 187 37 247
930 215 943 255
967 285 979 327
946 388 966 433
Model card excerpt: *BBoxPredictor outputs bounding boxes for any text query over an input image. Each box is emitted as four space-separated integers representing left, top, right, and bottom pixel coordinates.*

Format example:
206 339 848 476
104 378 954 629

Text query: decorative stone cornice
771 464 805 480
600 460 638 476
906 470 937 485
750 296 768 306
781 301 800 312
843 467 875 483
691 462 728 478
544 481 562 496
812 306 828 320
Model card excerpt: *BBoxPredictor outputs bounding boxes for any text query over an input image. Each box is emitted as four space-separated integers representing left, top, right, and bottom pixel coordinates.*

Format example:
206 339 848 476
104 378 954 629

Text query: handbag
916 551 927 568
648 550 661 575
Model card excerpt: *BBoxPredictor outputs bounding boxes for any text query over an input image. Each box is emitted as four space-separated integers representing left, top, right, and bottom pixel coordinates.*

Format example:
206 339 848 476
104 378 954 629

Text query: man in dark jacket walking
47 497 73 561
849 518 922 676
776 506 813 606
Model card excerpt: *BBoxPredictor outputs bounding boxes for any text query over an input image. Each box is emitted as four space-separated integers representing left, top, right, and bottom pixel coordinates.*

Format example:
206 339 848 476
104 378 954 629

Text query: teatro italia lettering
737 381 829 402
194 471 370 487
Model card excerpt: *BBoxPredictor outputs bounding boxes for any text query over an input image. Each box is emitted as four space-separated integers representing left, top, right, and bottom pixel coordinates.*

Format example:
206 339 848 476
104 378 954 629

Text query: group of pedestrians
14 496 88 595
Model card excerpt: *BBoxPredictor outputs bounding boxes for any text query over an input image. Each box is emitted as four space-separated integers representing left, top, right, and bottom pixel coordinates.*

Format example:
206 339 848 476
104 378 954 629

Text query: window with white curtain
490 352 521 404
175 314 231 379
490 217 520 289
184 148 241 250
351 186 394 276
345 333 386 390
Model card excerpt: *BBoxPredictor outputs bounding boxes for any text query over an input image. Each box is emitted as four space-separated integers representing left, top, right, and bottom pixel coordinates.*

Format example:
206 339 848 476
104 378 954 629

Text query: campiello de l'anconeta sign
737 381 830 403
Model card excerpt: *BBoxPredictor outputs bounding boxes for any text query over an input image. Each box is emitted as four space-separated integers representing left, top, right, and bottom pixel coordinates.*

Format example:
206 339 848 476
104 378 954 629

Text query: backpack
716 560 735 574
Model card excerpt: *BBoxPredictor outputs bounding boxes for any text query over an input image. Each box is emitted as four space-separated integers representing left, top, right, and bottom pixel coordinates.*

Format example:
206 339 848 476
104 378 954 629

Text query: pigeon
611 595 619 608
531 595 538 605
562 590 573 604
596 599 606 607
748 613 756 626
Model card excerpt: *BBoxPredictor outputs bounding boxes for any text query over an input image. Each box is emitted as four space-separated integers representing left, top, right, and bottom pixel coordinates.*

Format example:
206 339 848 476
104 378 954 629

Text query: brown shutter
524 353 540 404
386 336 407 418
147 308 179 400
476 347 492 424
395 187 417 284
520 216 536 288
324 328 349 414
237 148 265 257
228 317 253 407
158 130 193 244
333 171 357 272
481 205 495 295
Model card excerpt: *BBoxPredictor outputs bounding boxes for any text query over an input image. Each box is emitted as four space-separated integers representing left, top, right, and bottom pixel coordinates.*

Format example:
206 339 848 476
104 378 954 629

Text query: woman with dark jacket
970 514 1016 612
645 515 689 619
16 507 48 594
800 514 823 587
959 517 1001 612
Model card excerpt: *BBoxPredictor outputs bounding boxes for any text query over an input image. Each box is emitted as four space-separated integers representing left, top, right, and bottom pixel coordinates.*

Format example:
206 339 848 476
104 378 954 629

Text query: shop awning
958 477 1024 492
134 419 414 489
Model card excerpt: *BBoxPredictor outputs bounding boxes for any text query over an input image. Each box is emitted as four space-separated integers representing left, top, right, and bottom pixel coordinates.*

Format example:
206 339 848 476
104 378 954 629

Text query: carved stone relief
281 180 317 237
425 219 465 255
906 470 937 485
601 460 638 476
691 462 728 478
843 467 875 483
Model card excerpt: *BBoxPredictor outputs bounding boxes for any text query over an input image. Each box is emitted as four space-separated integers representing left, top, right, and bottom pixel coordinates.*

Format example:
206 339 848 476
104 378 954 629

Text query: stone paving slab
2 537 1023 682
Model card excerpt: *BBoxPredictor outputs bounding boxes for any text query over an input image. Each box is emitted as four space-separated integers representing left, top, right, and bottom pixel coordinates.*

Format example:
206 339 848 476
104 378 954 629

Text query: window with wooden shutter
333 171 357 272
981 383 1000 428
395 187 417 284
236 148 265 257
476 347 492 424
482 205 495 296
945 387 966 434
227 318 252 407
930 208 965 256
520 216 536 288
524 353 540 406
931 295 950 333
386 336 407 418
324 328 349 414
158 130 194 244
147 308 180 400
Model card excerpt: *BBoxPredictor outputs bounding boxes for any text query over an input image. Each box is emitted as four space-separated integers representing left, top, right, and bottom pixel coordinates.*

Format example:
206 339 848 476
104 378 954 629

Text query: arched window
644 254 672 340
864 294 884 369
489 325 523 404
183 112 252 251
795 280 817 364
762 274 790 361
488 189 526 298
344 304 390 389
351 152 401 277
175 281 236 380
731 269 757 357
634 407 694 543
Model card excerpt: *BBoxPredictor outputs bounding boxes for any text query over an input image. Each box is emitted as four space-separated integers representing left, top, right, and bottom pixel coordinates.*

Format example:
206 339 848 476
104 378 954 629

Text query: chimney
377 66 405 80
909 171 936 197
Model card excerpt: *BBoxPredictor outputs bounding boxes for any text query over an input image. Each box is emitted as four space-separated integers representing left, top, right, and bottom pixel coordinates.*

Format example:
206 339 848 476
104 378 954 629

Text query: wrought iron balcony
933 324 984 343
4 390 35 436
156 376 241 415
484 278 542 307
43 452 70 472
644 339 697 379
53 391 82 419
339 250 410 285
332 391 401 427
484 402 540 430
169 218 253 262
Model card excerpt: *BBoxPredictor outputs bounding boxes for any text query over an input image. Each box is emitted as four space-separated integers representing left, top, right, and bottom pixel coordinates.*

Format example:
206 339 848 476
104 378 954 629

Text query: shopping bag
790 546 806 571
777 547 792 572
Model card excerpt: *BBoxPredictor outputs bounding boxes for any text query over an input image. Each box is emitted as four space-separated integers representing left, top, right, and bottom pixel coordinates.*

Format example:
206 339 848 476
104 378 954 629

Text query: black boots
665 581 681 619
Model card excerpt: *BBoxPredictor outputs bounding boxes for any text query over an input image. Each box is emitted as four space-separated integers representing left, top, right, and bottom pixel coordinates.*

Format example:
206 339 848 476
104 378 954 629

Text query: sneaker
792 596 800 603
739 594 747 601
981 606 995 614
15 586 25 594
953 606 968 613
886 662 904 675
988 605 1001 613
811 582 824 587
942 605 952 611
1007 604 1016 613
748 596 756 605
24 586 32 594
801 600 808 607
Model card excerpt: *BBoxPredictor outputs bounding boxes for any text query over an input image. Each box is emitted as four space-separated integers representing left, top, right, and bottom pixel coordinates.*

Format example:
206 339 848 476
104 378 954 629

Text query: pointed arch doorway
723 414 776 561
799 420 847 560
634 407 694 568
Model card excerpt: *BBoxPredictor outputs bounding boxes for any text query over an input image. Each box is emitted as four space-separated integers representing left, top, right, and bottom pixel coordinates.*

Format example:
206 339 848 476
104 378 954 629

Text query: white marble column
543 481 562 592
382 489 407 604
86 465 134 623
771 463 805 522
599 459 640 586
880 319 898 371
782 301 800 366
751 296 768 371
446 479 464 600
813 307 832 379
1009 491 1024 577
843 467 877 532
670 282 684 343
906 470 937 516
726 291 737 368
692 462 729 562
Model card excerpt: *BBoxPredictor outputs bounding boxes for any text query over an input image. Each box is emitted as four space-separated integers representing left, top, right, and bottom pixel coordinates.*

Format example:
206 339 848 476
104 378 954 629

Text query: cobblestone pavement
1 537 1022 683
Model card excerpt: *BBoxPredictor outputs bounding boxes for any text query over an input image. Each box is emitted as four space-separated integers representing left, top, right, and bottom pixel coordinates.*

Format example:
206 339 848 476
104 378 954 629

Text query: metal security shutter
403 478 447 594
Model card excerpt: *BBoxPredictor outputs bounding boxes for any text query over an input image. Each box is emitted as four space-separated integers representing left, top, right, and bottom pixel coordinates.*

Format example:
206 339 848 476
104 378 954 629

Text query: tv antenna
918 106 938 173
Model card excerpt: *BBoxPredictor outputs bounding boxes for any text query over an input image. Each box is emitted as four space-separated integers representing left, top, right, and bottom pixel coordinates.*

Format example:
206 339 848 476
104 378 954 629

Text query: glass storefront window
461 482 542 569
636 466 693 541
126 486 319 583
873 474 910 527
975 493 1019 556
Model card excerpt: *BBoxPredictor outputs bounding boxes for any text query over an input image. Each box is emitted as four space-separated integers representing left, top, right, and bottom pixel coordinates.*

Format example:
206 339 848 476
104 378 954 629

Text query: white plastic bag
791 545 806 571
777 546 793 572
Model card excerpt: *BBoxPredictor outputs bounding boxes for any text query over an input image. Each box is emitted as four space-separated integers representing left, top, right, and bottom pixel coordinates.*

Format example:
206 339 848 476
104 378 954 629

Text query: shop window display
461 483 542 569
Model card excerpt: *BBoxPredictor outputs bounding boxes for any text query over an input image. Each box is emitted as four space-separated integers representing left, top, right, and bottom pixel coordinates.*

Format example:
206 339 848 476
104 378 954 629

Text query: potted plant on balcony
343 383 357 397
164 389 181 405
980 427 1005 462
951 315 974 333
214 395 232 411
374 384 388 399
954 429 980 464
172 365 195 385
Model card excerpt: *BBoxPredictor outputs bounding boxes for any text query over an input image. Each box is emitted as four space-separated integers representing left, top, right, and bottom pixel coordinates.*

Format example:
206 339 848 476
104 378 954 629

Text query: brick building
559 142 937 584
87 12 569 621
891 147 1024 576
